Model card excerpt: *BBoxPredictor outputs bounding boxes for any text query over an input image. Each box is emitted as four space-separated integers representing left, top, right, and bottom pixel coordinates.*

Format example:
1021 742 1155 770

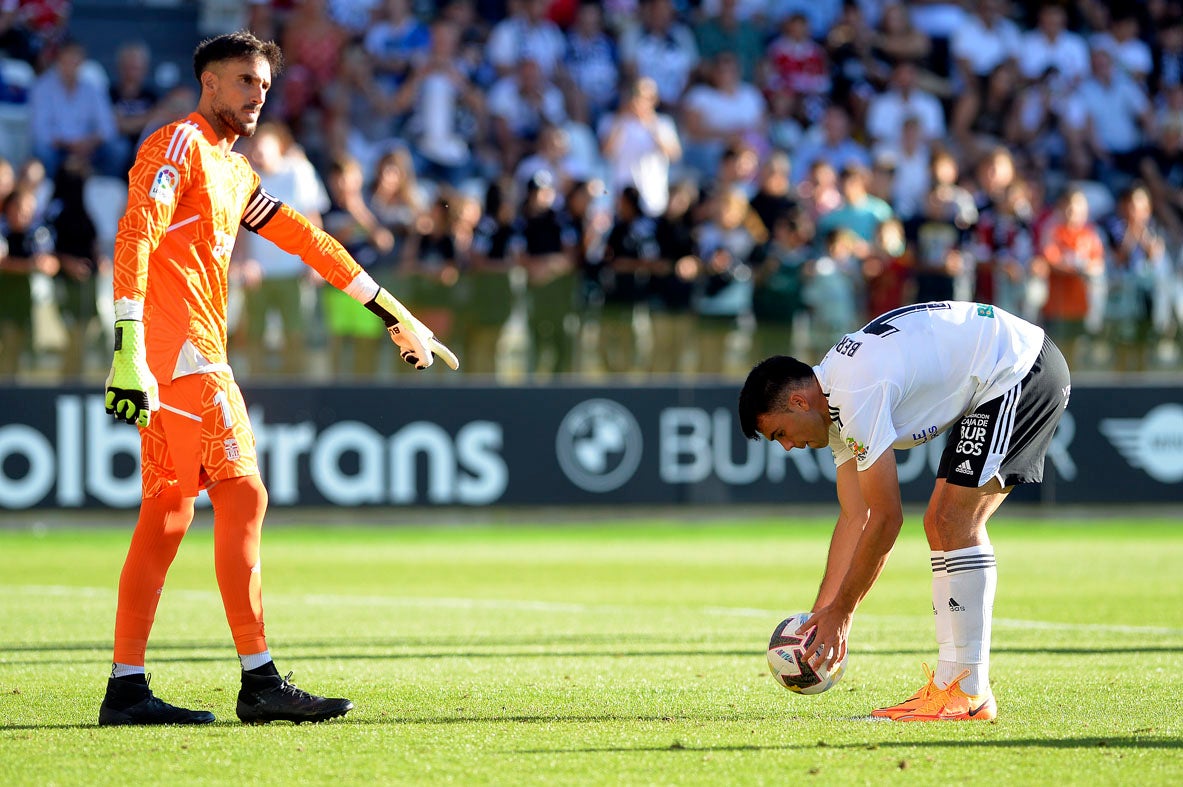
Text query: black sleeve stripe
241 185 282 232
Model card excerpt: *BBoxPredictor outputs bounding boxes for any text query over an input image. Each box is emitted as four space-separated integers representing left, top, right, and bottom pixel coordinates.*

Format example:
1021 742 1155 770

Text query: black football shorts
938 334 1071 489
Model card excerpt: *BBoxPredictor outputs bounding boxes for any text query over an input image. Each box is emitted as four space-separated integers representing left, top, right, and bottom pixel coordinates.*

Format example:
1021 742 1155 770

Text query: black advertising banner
0 384 1180 509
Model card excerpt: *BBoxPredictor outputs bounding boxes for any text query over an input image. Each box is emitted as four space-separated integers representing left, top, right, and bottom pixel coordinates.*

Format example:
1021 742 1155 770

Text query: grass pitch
0 514 1180 785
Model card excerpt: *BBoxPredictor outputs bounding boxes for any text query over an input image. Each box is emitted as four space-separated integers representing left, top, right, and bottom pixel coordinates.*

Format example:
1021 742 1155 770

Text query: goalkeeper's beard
212 100 259 138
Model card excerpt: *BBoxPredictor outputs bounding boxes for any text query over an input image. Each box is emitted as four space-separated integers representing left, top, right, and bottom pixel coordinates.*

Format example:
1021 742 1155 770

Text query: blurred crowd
4 0 1183 383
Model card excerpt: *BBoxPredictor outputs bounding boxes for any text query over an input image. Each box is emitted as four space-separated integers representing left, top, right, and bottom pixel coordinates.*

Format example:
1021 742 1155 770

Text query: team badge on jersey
148 165 180 204
845 436 869 463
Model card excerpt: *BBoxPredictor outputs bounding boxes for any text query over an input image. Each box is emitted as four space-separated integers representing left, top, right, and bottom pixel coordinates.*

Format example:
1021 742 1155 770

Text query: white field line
7 585 1183 636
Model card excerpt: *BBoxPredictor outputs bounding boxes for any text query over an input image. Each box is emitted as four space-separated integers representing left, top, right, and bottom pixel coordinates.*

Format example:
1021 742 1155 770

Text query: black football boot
98 674 216 726
236 667 354 724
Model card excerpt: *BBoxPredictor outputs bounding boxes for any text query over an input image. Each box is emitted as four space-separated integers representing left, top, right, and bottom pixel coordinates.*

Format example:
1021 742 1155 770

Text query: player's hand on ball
365 287 460 371
798 603 851 672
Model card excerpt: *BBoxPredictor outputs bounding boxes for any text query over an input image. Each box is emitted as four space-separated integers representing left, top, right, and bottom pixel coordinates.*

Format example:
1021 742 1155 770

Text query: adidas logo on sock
948 597 966 612
954 460 974 475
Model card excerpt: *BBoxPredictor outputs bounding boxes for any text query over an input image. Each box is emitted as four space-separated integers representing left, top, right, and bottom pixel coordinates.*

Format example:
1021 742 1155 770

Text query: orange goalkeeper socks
208 475 270 657
112 485 196 666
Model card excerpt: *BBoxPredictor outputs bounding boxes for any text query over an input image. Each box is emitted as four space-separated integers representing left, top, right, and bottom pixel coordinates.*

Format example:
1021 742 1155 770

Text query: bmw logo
555 399 643 493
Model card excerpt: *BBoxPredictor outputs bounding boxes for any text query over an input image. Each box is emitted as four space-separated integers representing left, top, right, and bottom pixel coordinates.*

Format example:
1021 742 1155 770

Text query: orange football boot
870 663 938 720
895 669 997 722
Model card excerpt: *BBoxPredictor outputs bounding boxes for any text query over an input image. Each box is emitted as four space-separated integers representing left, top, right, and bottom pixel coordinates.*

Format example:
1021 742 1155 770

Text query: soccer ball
766 613 847 695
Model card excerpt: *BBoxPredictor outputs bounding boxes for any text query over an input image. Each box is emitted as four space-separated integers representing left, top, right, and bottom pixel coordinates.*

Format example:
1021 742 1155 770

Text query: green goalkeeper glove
364 288 460 371
104 319 159 427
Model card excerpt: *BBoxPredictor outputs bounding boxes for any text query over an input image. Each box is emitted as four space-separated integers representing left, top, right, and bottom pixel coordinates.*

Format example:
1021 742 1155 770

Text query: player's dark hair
193 31 283 82
738 356 817 440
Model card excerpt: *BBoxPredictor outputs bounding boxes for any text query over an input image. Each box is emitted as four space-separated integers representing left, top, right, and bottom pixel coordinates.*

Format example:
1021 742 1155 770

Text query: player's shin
209 476 269 657
112 486 196 666
931 551 959 688
944 544 997 697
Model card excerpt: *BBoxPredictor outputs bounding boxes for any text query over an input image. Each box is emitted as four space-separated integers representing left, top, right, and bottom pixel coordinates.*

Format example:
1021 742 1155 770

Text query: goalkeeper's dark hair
737 356 817 440
193 31 283 82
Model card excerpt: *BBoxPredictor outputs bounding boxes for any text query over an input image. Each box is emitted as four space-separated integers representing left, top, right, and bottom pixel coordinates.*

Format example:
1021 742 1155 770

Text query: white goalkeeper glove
364 288 460 371
104 318 160 427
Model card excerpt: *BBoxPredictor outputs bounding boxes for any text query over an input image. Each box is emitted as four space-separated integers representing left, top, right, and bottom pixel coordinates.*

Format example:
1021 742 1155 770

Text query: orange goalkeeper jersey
114 112 366 381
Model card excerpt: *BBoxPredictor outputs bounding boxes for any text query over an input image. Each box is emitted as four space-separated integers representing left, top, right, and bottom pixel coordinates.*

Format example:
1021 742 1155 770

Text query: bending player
98 32 458 726
738 302 1069 721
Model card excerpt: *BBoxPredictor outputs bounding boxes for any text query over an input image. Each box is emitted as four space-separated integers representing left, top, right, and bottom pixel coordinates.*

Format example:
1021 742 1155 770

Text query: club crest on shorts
148 165 179 204
224 437 241 462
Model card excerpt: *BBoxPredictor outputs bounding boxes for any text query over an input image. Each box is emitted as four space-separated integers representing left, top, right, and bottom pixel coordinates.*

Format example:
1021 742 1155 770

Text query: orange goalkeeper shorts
140 371 259 499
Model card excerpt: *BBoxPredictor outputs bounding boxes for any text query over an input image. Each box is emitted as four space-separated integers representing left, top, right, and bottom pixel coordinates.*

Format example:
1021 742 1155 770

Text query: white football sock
239 650 272 671
111 662 146 679
944 544 997 697
931 551 958 689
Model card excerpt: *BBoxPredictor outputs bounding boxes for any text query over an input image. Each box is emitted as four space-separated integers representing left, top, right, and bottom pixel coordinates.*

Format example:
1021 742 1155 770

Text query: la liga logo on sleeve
148 165 180 204
845 436 869 463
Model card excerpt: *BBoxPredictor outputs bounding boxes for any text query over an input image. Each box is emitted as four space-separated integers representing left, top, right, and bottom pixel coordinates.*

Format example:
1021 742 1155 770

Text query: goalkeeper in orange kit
98 31 458 726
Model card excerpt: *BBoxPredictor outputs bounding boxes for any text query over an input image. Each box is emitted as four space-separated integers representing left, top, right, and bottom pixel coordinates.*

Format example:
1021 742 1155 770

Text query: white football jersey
816 302 1045 471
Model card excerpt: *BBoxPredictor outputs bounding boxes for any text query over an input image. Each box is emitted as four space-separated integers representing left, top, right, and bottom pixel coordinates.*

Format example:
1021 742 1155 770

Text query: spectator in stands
875 115 930 222
1018 4 1089 87
562 1 618 126
801 227 860 354
464 178 518 376
487 56 567 173
1140 106 1183 239
321 155 395 378
763 13 830 125
694 186 763 375
48 161 101 379
910 150 977 303
1101 183 1170 370
649 179 699 375
1077 47 1154 190
398 19 485 186
280 0 347 134
328 0 382 39
402 194 462 360
515 123 580 203
520 171 578 377
865 60 945 148
28 39 122 178
1091 11 1152 85
601 77 680 218
868 2 933 84
680 53 767 184
598 186 658 374
750 207 811 362
817 163 892 244
109 41 158 177
862 216 913 317
767 0 843 42
949 0 1020 150
1011 64 1090 179
791 105 870 186
486 0 566 78
369 146 426 259
364 0 431 94
695 0 763 83
0 186 58 378
135 84 197 149
236 123 330 378
618 0 699 108
823 1 876 123
973 177 1035 316
748 151 796 235
1036 187 1105 369
1151 21 1183 96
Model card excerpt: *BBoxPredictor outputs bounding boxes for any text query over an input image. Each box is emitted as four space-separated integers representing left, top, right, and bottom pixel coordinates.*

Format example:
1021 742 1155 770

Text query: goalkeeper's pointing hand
104 319 160 427
364 288 460 371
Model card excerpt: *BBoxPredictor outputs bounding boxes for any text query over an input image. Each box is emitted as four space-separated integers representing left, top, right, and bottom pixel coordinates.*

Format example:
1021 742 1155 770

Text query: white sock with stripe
931 551 958 689
239 650 273 671
111 662 146 679
944 544 997 697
